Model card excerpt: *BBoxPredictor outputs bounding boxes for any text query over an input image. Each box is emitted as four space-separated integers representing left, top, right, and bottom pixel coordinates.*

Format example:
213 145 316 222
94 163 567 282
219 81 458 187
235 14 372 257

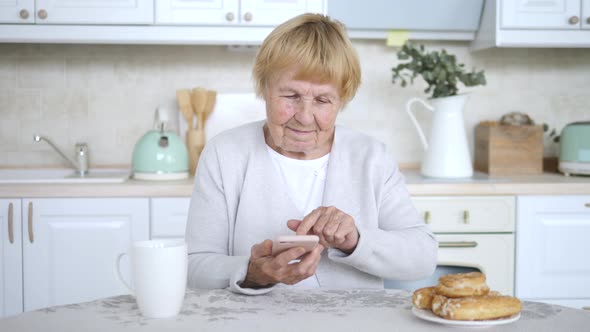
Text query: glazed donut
434 295 522 321
412 287 436 309
435 272 490 298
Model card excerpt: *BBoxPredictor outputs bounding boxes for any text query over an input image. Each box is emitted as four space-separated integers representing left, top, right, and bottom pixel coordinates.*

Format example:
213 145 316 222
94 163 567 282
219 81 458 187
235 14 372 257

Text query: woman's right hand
240 239 324 288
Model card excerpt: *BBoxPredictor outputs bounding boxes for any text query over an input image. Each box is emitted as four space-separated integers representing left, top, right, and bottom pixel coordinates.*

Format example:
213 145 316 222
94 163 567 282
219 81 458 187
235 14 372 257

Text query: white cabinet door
156 0 324 26
516 196 590 300
583 0 590 29
22 198 149 312
501 0 581 29
0 200 22 318
0 0 34 23
150 197 190 239
240 0 324 26
156 0 239 25
34 0 153 24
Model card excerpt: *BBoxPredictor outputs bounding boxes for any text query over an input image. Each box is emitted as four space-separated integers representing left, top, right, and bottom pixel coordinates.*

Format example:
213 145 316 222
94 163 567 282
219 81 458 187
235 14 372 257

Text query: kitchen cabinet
0 0 153 25
0 0 34 23
472 0 590 50
411 196 515 295
0 199 22 318
156 0 324 26
502 0 587 30
0 198 149 318
0 0 325 44
150 197 190 240
516 195 590 310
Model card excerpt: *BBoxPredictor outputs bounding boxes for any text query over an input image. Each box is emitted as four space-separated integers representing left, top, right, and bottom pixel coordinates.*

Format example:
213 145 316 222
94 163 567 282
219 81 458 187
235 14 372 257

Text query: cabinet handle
8 203 14 244
37 9 48 20
585 203 590 208
19 9 29 19
225 12 234 22
439 241 478 248
244 12 253 22
463 210 470 224
424 211 431 224
28 202 34 243
586 17 590 25
568 16 579 25
583 306 590 311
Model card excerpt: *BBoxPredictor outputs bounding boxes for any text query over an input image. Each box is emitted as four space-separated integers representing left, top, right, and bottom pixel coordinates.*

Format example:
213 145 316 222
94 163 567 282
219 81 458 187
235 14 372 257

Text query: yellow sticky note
386 30 409 47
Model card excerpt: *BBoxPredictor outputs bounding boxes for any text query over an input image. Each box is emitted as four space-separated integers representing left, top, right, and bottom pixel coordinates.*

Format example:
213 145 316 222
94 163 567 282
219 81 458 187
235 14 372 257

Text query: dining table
1 288 589 331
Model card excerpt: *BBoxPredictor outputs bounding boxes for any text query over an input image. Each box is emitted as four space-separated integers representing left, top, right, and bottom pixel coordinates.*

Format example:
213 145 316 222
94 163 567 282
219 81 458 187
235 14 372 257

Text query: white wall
0 41 588 168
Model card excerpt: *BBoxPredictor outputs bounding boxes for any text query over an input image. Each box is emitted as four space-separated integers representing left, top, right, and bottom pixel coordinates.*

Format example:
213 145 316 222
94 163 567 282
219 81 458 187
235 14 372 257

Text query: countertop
1 288 588 331
1 170 589 198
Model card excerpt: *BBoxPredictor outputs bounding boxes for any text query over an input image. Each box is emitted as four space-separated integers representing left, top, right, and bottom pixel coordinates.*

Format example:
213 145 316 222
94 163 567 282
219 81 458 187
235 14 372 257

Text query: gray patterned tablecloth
1 288 589 331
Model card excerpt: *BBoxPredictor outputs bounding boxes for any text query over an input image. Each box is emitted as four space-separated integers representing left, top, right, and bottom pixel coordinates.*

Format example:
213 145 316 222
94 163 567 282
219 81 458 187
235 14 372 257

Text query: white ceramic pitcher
405 94 473 178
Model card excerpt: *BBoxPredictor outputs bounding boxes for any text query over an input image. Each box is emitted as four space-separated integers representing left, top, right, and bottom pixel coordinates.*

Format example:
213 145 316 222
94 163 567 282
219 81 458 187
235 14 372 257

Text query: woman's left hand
287 206 359 254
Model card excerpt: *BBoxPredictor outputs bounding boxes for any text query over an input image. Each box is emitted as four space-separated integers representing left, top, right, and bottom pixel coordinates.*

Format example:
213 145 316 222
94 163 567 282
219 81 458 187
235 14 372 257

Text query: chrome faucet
33 135 89 176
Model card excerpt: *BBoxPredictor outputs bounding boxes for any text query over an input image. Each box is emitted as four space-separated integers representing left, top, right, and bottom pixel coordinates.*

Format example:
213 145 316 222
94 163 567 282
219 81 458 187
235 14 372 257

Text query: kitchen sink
0 168 130 184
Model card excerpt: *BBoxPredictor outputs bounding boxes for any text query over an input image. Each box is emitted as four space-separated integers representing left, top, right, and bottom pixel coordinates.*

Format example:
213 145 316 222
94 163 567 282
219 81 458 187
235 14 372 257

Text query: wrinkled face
264 68 342 160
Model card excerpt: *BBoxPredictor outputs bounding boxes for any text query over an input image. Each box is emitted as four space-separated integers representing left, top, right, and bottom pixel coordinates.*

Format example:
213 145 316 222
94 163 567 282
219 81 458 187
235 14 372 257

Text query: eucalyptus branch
392 42 486 99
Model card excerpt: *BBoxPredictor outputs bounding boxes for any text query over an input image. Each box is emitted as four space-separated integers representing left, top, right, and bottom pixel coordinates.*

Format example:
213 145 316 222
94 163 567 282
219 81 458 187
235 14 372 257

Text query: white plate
412 307 520 327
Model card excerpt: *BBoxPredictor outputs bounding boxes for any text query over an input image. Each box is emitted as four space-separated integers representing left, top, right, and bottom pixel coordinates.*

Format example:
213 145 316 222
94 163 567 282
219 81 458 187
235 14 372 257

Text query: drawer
150 197 191 239
412 196 515 233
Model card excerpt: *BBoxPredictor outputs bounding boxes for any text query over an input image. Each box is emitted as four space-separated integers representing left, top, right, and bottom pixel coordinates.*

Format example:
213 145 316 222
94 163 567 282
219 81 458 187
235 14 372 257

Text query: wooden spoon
176 89 193 128
204 90 217 124
191 87 208 130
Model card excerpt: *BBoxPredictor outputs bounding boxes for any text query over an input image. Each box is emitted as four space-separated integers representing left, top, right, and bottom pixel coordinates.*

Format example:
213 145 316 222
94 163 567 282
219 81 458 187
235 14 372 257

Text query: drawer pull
583 306 590 311
439 241 478 248
8 203 14 244
585 203 590 208
28 202 34 243
463 210 470 224
424 211 431 224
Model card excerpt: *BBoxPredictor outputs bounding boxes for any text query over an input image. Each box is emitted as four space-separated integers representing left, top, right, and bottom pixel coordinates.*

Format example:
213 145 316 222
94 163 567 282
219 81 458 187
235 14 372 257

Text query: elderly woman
186 13 437 294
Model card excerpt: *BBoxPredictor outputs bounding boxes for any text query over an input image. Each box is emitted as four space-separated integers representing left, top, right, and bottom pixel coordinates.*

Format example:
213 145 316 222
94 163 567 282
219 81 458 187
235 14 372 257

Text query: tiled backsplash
1 41 589 168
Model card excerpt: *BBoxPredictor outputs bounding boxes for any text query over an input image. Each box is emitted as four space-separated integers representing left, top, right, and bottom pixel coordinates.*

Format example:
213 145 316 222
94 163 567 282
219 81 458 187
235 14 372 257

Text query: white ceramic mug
116 239 187 318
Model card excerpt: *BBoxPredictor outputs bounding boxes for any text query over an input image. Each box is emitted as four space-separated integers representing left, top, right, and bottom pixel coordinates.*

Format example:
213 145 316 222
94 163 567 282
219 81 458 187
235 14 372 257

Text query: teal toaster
558 121 590 176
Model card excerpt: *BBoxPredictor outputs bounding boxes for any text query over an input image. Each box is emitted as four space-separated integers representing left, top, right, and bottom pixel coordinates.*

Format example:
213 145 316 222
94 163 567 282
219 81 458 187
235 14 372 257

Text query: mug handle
116 253 134 295
405 97 434 150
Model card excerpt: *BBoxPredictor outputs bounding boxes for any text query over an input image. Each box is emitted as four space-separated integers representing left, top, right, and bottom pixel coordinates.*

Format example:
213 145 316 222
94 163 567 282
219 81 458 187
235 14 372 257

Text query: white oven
385 196 515 296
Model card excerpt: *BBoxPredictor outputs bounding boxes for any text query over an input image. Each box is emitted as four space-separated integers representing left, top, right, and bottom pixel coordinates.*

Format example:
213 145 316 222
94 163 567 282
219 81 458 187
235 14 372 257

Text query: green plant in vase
392 41 487 178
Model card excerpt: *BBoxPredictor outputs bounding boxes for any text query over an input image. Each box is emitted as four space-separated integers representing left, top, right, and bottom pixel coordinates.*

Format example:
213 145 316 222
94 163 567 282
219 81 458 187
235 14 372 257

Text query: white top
266 146 329 288
266 146 329 216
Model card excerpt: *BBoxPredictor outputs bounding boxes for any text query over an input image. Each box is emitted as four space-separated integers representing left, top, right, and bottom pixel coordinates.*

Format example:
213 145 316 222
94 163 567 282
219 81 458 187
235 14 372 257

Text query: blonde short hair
253 13 361 104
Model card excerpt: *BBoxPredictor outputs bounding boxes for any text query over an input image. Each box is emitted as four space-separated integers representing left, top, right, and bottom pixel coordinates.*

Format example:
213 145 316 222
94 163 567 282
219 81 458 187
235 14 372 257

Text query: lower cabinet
516 195 590 310
0 198 149 318
0 199 22 318
150 197 191 240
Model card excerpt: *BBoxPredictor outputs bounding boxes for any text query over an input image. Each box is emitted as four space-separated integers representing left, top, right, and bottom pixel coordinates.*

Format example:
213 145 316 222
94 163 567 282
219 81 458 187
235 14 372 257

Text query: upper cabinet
156 0 324 26
0 0 325 44
501 0 583 29
0 0 34 23
472 0 590 50
0 0 153 24
34 0 154 25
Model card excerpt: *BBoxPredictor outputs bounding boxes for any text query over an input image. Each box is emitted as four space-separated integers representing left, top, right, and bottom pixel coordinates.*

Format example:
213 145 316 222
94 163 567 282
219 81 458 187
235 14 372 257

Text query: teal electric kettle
132 108 189 180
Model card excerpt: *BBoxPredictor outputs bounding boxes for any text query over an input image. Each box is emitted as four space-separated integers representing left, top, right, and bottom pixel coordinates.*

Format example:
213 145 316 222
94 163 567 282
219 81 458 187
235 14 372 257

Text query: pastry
434 295 522 321
412 286 436 309
430 294 448 316
435 272 490 298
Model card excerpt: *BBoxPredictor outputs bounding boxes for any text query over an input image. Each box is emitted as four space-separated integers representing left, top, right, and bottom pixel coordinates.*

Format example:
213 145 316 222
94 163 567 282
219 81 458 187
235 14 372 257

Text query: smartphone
271 235 319 256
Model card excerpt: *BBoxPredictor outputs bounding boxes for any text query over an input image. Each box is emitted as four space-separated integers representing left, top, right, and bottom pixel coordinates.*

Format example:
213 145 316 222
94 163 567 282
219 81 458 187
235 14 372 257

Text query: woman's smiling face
263 68 343 160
